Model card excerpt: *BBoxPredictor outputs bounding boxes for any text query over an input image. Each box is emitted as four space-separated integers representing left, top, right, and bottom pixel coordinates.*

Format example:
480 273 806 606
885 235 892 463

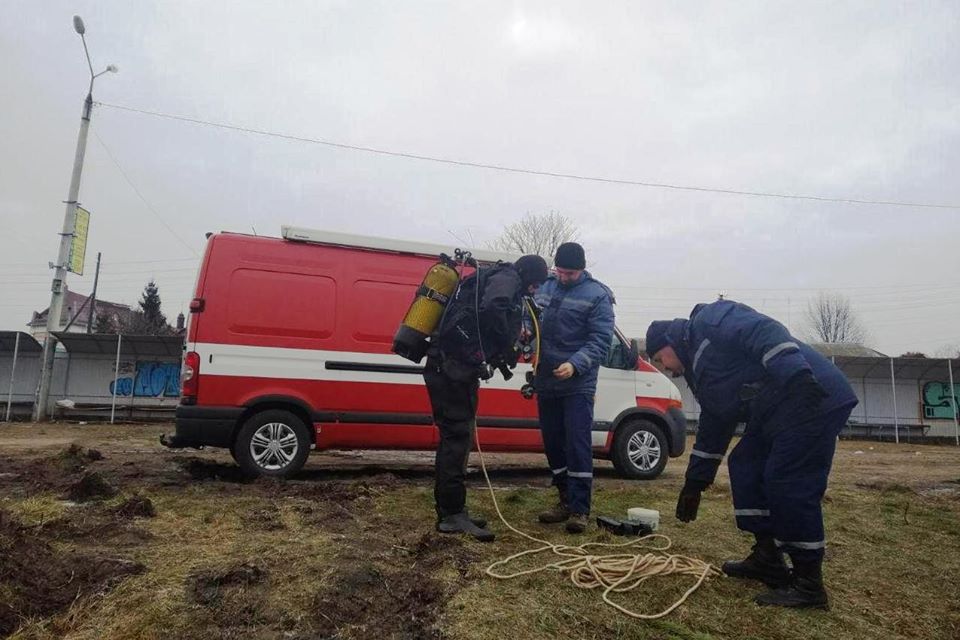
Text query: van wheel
233 410 310 479
611 420 668 480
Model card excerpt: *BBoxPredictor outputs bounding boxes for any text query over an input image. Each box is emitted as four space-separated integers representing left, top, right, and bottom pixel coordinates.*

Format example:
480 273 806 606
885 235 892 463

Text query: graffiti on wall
109 361 180 398
923 382 960 420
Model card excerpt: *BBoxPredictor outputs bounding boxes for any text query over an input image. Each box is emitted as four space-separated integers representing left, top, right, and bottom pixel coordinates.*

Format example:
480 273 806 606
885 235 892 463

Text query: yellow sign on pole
68 206 90 275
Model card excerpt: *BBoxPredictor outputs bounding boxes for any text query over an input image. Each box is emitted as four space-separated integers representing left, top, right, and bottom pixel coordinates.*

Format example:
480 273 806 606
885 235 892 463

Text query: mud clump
312 563 445 639
177 458 248 483
0 510 144 637
112 494 157 519
311 529 478 639
413 531 480 577
55 444 104 472
186 563 277 630
188 563 267 607
65 472 117 502
0 446 107 498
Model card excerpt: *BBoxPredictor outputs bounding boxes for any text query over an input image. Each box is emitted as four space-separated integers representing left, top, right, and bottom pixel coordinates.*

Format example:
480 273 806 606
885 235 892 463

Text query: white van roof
281 226 522 264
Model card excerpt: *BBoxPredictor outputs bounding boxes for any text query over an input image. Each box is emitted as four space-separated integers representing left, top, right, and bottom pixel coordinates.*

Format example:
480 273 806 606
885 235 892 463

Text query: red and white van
162 227 686 479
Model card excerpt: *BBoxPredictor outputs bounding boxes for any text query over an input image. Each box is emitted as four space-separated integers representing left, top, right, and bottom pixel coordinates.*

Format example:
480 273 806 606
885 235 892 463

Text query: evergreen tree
139 280 168 330
118 281 174 335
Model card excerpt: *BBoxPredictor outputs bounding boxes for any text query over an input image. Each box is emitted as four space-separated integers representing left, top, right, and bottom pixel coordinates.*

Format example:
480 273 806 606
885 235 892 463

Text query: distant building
28 286 131 340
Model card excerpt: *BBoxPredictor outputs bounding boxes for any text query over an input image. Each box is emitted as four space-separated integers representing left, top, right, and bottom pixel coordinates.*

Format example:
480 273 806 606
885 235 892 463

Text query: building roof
28 287 131 329
0 331 44 354
808 342 887 358
52 332 184 357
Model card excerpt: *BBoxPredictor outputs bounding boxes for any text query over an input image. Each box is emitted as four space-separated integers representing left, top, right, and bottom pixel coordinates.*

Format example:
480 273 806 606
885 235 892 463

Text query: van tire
233 409 311 479
611 419 668 480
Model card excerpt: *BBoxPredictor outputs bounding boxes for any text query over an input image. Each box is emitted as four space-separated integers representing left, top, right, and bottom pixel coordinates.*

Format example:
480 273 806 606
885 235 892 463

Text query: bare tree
934 344 960 358
804 292 868 344
488 212 579 259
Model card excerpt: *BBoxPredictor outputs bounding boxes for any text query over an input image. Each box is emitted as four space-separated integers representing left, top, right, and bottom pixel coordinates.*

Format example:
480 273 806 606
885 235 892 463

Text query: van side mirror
629 338 641 367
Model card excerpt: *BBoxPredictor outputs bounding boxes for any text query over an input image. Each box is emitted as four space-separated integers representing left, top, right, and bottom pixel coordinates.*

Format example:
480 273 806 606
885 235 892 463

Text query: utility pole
34 17 117 421
86 252 102 333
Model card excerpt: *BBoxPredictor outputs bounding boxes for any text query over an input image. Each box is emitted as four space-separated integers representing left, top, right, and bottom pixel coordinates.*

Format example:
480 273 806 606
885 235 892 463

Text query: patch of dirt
0 510 144 638
241 504 286 531
918 483 960 499
40 514 154 548
312 562 446 640
854 480 916 494
412 531 480 578
186 563 279 630
0 445 107 498
188 563 267 606
176 457 248 483
65 472 118 502
310 530 479 639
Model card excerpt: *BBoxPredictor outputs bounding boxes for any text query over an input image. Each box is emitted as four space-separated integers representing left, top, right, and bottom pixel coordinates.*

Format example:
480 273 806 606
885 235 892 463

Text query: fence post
4 333 20 422
110 334 122 425
949 359 958 447
890 357 899 444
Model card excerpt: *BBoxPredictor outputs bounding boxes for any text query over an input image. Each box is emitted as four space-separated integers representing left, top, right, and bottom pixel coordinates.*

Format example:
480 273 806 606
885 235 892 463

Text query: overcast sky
2 1 958 356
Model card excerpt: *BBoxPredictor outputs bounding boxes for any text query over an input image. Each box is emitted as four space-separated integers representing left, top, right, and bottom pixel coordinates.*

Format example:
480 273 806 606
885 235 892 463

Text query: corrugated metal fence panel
860 380 920 425
0 354 42 402
60 354 182 407
674 374 920 426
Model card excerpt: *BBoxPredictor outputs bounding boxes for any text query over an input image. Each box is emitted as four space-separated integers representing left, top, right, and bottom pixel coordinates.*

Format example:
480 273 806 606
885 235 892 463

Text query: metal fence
1 331 184 423
3 329 959 444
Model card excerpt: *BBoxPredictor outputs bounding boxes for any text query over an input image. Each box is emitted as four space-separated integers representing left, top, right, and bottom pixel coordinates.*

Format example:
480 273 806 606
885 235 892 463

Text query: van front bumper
161 405 243 449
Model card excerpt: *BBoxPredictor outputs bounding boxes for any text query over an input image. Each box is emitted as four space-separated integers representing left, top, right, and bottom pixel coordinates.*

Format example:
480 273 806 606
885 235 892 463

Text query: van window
604 334 634 370
351 280 417 344
227 269 336 339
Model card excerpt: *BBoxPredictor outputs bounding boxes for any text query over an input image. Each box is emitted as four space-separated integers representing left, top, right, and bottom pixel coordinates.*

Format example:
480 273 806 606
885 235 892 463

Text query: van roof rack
281 226 521 264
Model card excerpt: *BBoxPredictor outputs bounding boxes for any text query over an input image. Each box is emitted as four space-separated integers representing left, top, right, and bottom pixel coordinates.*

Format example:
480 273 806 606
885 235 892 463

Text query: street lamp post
33 16 117 421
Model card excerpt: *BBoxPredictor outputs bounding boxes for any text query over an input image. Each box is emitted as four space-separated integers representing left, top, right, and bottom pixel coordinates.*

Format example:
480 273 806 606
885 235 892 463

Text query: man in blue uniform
646 300 857 609
534 242 615 534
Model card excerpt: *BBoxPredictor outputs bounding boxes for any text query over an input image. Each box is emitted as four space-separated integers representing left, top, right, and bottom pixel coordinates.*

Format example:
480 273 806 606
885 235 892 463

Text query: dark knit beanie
515 255 549 289
645 321 674 358
554 242 586 270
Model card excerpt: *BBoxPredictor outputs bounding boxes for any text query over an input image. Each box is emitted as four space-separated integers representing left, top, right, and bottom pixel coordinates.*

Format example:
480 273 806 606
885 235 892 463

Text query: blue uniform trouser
538 393 595 515
728 402 855 562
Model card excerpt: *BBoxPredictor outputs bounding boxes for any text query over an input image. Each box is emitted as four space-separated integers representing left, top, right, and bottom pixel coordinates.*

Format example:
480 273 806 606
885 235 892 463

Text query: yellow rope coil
475 310 721 619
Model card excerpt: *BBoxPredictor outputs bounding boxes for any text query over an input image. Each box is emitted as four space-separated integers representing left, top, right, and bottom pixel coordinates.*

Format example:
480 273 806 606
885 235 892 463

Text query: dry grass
1 423 958 639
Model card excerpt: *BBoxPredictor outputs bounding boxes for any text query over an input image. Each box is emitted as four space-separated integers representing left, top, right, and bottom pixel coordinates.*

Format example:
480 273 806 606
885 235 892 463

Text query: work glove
675 480 709 523
786 371 829 413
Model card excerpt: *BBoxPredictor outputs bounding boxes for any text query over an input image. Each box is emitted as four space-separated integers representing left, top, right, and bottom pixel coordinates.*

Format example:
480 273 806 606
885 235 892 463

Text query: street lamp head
73 15 86 35
106 64 118 73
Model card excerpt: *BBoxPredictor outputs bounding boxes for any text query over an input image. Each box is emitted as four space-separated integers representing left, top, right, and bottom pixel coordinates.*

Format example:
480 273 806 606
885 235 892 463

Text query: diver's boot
436 512 495 542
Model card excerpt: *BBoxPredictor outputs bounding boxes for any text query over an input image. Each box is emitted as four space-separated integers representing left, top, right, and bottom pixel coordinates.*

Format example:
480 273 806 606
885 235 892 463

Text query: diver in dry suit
424 254 548 542
646 300 857 609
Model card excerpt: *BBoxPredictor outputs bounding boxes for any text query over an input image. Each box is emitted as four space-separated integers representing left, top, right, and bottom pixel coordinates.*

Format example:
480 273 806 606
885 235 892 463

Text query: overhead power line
93 130 201 258
96 102 960 211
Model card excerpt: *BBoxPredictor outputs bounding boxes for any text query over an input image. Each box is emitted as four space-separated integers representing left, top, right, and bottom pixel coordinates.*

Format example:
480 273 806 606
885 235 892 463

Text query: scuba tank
392 254 460 363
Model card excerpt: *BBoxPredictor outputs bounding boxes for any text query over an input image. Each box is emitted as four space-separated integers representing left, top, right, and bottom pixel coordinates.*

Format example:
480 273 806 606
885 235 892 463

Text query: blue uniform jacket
533 272 615 397
671 300 858 486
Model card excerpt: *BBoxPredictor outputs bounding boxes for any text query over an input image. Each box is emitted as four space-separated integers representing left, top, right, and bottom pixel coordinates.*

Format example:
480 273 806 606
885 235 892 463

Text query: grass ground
0 422 958 639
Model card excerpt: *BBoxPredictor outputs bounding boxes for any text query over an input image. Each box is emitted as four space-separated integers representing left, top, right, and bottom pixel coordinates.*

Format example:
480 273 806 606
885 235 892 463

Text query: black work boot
538 500 571 524
436 512 495 542
565 513 589 534
722 536 792 588
469 514 488 529
755 558 829 610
